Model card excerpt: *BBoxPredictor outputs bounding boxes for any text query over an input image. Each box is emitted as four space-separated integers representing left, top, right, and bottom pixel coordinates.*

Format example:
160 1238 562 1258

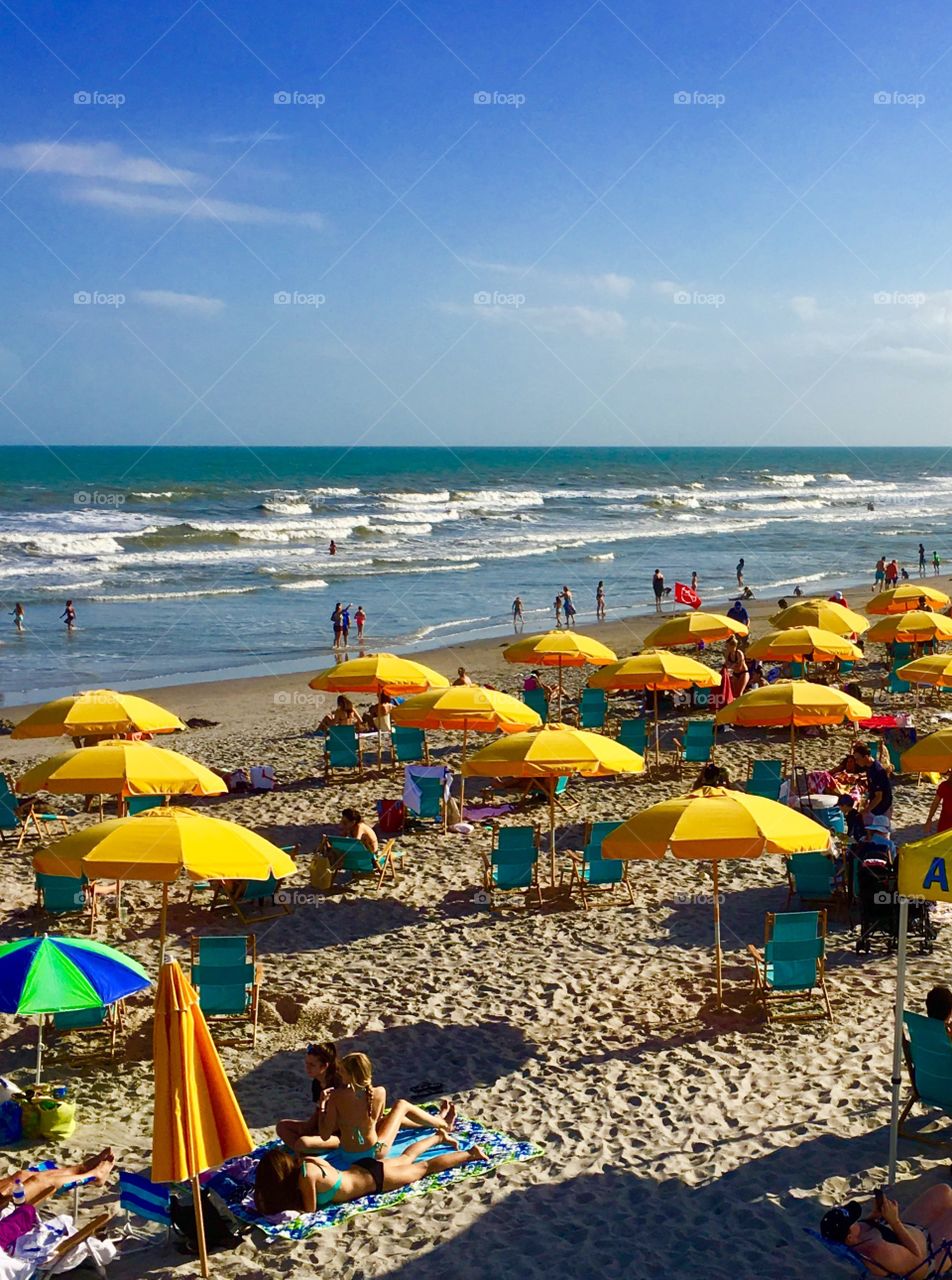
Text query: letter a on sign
923 857 949 894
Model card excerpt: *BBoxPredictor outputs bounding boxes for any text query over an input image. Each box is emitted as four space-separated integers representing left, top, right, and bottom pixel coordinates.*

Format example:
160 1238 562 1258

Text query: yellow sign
899 841 952 903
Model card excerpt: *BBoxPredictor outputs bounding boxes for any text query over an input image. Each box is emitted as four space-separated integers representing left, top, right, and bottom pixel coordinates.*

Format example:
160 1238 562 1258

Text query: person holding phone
821 1184 952 1277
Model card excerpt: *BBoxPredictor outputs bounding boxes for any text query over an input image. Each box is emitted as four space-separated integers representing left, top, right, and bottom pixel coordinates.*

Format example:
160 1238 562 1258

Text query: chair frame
35 1210 115 1279
563 847 634 910
674 720 716 778
190 934 261 1046
1 772 69 849
323 725 364 781
49 999 125 1059
322 835 400 890
481 827 543 908
747 909 833 1023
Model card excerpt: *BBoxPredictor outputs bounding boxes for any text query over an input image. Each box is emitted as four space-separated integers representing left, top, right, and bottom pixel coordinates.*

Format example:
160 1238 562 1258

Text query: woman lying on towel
821 1185 952 1278
254 1131 486 1214
0 1148 115 1207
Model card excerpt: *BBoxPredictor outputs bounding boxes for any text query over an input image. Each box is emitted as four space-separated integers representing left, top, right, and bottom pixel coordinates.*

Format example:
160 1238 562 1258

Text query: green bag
38 1097 76 1140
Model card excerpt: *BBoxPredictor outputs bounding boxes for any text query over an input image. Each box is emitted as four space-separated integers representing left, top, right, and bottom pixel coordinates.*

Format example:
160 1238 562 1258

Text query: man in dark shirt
853 743 893 819
727 598 749 627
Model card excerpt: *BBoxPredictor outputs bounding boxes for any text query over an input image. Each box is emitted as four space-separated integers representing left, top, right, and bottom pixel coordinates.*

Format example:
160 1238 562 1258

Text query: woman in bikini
254 1132 486 1215
275 1042 343 1154
0 1149 115 1208
821 1185 952 1278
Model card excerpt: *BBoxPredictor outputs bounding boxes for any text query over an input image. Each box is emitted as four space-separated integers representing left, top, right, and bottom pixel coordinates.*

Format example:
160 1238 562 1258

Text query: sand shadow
249 896 426 953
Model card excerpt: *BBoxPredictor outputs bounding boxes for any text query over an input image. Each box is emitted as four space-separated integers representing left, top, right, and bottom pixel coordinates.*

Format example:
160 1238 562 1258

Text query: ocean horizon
3 444 951 703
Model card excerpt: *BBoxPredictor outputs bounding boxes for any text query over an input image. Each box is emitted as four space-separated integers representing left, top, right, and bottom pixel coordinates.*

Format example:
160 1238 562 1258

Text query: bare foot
466 1145 488 1164
84 1151 116 1186
437 1101 457 1130
443 1132 460 1151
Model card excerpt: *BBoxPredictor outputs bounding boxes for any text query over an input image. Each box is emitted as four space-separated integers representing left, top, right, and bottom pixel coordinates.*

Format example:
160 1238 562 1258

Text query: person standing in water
562 585 577 628
595 581 606 621
11 603 24 632
512 596 524 631
919 543 927 574
331 602 343 648
329 540 337 556
340 603 352 646
690 571 698 594
934 550 942 576
553 592 563 627
61 600 76 631
736 558 745 587
652 569 665 613
355 606 366 642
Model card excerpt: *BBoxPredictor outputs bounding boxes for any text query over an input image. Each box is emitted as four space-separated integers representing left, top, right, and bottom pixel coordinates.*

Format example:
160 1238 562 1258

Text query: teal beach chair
566 820 632 909
126 795 166 816
747 909 833 1022
404 769 446 827
617 719 647 757
888 667 912 695
36 872 87 918
746 759 784 800
1 773 69 848
482 825 542 907
392 726 429 766
324 835 402 889
576 688 606 730
324 726 363 779
784 852 841 911
898 1011 952 1147
52 1003 123 1057
675 720 715 777
522 687 548 722
190 935 261 1045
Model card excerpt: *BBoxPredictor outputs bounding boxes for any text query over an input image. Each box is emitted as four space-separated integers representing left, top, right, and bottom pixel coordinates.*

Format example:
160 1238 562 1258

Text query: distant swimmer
11 602 23 632
793 584 803 597
691 571 698 594
329 540 337 556
61 600 76 631
867 502 875 511
596 581 606 622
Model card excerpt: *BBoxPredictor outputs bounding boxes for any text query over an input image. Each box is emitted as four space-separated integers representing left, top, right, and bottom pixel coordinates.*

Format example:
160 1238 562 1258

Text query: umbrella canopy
503 631 617 717
642 611 748 648
602 787 830 1004
768 598 869 636
746 626 862 663
463 723 644 883
308 653 449 695
715 680 871 768
0 934 150 1083
587 650 719 764
867 583 951 615
152 960 252 1276
901 729 952 774
866 611 952 645
11 690 186 740
897 654 952 689
18 741 226 800
390 685 541 733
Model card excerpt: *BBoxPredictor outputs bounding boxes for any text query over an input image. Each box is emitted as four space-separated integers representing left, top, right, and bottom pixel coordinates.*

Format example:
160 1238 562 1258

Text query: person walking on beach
874 556 886 593
553 592 563 627
562 586 576 628
919 543 927 574
934 550 942 576
61 600 76 631
736 558 745 587
652 569 665 613
11 602 23 632
331 602 343 648
595 581 606 621
355 606 366 642
512 596 524 631
886 559 899 588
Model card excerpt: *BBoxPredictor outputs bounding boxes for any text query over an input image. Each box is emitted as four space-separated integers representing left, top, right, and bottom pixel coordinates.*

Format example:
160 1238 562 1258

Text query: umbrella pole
654 687 660 768
790 722 797 775
557 663 563 721
191 1173 210 1278
888 899 910 1185
460 725 468 819
35 1015 43 1085
713 861 723 1008
549 780 557 888
159 882 169 967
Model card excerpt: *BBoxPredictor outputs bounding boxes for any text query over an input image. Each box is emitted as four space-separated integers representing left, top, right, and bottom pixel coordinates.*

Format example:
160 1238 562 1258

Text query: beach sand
2 580 952 1279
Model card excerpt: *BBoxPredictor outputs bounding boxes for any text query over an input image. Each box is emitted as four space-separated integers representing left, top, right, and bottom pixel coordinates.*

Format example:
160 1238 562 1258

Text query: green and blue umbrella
0 934 150 1081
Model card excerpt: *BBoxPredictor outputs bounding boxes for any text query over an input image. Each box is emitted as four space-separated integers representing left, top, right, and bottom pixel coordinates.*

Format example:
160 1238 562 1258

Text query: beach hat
867 815 891 834
820 1202 862 1242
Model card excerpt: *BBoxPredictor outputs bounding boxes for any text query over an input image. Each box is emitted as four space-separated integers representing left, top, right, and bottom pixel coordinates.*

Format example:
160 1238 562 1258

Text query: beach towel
403 765 452 814
207 1111 541 1240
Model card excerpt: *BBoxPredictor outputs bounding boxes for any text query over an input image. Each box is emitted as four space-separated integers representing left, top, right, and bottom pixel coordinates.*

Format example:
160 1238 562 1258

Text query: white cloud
464 259 635 297
790 295 818 321
651 280 681 297
212 132 289 144
69 185 323 229
135 289 225 316
461 302 624 338
0 140 200 187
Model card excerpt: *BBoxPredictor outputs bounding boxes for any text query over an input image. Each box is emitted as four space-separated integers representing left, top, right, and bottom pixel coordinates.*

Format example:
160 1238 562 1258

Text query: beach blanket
207 1111 541 1240
463 803 515 822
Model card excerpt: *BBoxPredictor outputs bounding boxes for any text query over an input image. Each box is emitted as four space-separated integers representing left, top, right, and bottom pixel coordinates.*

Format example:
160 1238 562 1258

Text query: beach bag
309 854 333 892
38 1096 76 1140
0 1100 22 1145
376 799 405 834
169 1190 237 1251
0 1204 38 1254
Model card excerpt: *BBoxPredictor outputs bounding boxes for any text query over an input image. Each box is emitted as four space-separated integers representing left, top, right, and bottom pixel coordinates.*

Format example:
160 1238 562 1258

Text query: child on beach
934 550 942 575
553 593 563 626
355 606 366 641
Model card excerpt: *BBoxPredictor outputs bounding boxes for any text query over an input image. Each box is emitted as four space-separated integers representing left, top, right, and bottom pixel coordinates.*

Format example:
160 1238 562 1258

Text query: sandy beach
3 579 952 1279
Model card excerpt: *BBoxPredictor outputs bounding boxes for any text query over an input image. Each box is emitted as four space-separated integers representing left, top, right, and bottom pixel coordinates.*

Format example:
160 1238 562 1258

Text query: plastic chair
392 726 429 766
576 688 606 730
899 1012 952 1147
784 852 842 910
324 836 402 889
522 687 548 722
617 719 647 757
190 935 261 1046
324 725 363 779
481 827 542 907
746 758 784 800
675 720 715 776
747 909 833 1022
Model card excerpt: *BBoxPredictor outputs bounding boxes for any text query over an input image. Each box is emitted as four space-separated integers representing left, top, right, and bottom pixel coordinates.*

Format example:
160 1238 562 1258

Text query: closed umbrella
715 680 871 768
152 961 252 1277
11 690 186 740
587 649 719 765
642 611 748 649
867 583 951 615
603 788 830 1005
768 598 869 636
503 631 616 718
462 723 644 883
0 934 149 1082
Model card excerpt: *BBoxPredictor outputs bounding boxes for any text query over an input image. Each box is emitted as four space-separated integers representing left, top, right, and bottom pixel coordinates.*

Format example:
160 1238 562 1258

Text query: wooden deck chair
324 725 363 780
674 720 715 777
617 718 647 758
564 820 632 909
51 1001 124 1058
888 667 912 696
35 1210 115 1279
36 872 88 920
190 934 261 1046
1 772 69 848
746 758 784 800
392 726 429 766
481 826 543 907
898 1011 952 1148
323 835 401 889
522 687 548 722
747 909 833 1023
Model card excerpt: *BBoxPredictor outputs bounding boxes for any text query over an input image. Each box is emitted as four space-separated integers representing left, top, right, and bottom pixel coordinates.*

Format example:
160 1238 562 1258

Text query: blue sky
2 0 952 447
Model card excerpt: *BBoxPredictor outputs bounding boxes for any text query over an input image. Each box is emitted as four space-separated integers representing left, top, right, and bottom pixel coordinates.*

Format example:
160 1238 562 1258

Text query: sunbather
320 1052 456 1162
275 1042 343 1154
821 1184 952 1278
254 1131 486 1215
318 696 361 734
340 808 378 854
0 1149 115 1207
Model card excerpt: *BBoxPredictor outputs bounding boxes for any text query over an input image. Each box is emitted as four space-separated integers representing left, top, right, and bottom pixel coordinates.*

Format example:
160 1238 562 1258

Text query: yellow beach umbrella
33 810 296 960
603 787 831 1005
391 686 541 814
503 631 617 718
18 741 225 811
587 649 719 764
715 681 871 767
901 730 952 774
462 723 644 883
308 653 449 695
898 653 952 690
867 583 951 615
769 598 869 636
642 611 748 649
153 960 253 1277
11 689 186 740
866 611 952 645
746 626 862 664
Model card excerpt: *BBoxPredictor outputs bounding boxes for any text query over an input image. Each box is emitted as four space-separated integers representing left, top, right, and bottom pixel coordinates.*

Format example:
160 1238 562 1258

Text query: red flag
674 582 701 609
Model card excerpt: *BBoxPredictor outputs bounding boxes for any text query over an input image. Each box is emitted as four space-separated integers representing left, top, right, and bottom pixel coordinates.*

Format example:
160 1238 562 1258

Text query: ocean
2 445 951 703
